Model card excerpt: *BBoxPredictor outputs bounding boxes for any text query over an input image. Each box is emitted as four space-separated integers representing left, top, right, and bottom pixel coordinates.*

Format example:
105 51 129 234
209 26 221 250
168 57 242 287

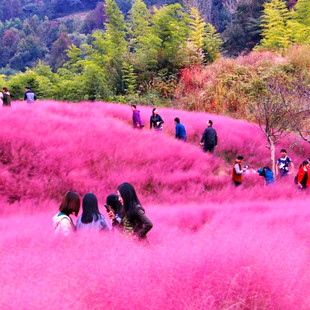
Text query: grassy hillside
0 101 309 309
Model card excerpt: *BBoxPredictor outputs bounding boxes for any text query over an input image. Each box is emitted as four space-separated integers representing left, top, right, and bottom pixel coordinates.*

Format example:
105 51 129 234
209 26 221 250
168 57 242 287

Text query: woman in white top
53 191 81 236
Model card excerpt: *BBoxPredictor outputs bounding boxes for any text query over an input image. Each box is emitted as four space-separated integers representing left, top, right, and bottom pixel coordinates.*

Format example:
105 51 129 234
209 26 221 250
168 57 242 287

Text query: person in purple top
131 104 144 129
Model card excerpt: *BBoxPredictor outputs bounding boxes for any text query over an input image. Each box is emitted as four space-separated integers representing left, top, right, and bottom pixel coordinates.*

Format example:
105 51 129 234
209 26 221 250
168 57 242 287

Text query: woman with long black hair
106 193 123 229
117 182 153 239
150 108 164 131
76 193 109 231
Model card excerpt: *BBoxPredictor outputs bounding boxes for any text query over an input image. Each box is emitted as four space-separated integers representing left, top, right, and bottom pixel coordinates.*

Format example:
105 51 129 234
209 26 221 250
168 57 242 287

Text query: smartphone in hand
104 204 111 213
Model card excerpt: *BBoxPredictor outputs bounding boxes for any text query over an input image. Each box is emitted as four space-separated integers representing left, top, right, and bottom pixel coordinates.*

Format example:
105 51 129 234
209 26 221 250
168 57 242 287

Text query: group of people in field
132 105 310 190
0 86 36 107
131 104 218 151
53 182 153 240
232 149 310 190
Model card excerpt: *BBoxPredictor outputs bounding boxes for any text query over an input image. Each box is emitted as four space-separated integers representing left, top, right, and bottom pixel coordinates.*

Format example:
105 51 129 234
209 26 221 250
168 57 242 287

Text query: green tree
188 8 222 64
86 0 128 93
128 0 160 77
203 23 222 63
259 0 291 50
293 0 310 26
63 44 83 74
189 8 206 51
122 62 137 95
152 4 189 73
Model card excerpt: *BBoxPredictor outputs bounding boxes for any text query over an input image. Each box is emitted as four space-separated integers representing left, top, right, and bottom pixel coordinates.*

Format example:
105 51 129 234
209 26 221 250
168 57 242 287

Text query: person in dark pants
174 117 187 141
117 182 153 240
150 108 164 131
24 86 36 103
2 88 11 106
200 120 217 153
131 104 144 129
232 155 248 186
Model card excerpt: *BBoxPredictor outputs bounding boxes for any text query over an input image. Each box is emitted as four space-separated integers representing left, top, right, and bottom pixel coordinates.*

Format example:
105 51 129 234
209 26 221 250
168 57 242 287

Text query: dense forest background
0 0 309 112
0 0 276 74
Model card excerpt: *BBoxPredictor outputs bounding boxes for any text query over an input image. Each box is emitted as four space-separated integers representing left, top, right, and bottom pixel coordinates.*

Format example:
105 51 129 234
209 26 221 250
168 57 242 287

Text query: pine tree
294 0 310 26
122 62 137 94
128 0 160 76
188 8 222 64
259 0 291 49
86 0 128 93
188 8 206 51
104 0 128 63
203 23 222 63
64 44 83 74
152 4 189 73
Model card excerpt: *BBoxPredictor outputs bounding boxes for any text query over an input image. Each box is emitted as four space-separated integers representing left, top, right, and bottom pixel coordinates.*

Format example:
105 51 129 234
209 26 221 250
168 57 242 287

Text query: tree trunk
270 140 276 176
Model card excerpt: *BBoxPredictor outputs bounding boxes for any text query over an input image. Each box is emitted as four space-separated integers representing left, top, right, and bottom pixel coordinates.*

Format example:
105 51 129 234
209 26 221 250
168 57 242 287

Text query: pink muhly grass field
0 101 309 309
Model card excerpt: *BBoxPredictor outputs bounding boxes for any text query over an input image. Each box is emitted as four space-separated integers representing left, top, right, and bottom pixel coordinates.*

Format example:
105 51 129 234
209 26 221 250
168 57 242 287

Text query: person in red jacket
297 160 310 189
232 155 248 186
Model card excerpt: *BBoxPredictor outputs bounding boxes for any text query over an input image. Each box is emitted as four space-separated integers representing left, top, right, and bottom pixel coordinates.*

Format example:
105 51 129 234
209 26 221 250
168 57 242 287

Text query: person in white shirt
53 191 80 236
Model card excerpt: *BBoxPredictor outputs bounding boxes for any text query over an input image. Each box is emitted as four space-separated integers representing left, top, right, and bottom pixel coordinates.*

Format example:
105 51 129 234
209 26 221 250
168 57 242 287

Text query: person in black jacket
200 120 218 153
150 108 164 131
117 182 153 240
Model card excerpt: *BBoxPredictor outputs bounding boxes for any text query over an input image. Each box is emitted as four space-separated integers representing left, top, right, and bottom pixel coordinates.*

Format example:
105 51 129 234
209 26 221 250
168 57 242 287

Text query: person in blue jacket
257 167 274 185
174 117 187 141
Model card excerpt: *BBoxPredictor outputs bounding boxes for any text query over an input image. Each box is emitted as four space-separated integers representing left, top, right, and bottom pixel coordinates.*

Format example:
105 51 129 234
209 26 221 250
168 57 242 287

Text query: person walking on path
232 155 248 186
200 120 218 153
24 86 36 103
76 193 109 232
174 117 187 141
150 108 164 131
276 149 294 178
53 191 80 236
131 104 144 129
2 88 11 106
